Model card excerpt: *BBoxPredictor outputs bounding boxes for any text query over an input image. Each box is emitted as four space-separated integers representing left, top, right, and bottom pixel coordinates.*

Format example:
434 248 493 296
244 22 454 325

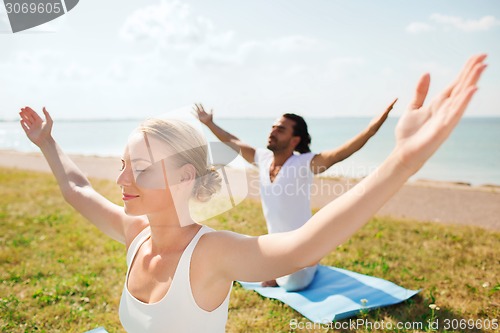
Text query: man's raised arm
193 104 256 164
310 98 397 174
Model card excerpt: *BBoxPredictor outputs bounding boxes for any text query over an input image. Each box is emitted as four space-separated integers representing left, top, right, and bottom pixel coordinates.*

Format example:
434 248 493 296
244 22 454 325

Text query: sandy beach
1 149 499 231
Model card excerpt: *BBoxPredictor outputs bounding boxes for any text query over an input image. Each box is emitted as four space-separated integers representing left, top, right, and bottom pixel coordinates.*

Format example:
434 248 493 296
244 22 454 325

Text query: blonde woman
19 55 486 332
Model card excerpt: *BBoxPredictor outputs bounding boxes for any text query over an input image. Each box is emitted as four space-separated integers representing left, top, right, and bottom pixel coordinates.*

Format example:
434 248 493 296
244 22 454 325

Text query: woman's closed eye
131 161 153 175
119 159 148 173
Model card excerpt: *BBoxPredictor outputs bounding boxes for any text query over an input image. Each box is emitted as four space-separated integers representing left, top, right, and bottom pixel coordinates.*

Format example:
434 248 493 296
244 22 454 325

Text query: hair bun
193 168 222 202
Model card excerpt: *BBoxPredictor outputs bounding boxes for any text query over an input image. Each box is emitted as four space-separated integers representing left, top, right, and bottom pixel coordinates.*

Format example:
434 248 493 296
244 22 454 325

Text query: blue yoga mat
239 265 419 323
85 327 108 333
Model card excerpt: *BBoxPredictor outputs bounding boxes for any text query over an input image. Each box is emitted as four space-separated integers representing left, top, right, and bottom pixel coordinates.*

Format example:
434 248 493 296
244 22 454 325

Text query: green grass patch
0 167 498 332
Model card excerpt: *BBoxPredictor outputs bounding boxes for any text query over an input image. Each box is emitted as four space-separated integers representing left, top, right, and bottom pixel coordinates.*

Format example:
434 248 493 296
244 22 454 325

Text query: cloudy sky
1 0 499 120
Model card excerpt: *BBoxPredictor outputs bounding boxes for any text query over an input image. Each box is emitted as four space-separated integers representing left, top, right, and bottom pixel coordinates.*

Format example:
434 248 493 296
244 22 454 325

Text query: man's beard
267 136 289 152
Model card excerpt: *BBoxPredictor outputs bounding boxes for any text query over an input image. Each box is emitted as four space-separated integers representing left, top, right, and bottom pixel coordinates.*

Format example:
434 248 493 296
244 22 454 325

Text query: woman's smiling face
116 131 183 217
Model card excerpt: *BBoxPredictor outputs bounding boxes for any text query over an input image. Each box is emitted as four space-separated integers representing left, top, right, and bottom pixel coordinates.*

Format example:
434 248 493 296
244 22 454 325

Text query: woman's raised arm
209 54 488 283
19 107 145 245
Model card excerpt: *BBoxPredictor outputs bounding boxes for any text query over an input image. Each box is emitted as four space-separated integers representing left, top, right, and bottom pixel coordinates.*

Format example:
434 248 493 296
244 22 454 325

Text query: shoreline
3 149 499 190
1 149 499 231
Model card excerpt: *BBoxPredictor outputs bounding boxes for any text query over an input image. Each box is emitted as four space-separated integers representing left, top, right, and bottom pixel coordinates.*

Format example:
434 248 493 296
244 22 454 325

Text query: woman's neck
146 208 200 253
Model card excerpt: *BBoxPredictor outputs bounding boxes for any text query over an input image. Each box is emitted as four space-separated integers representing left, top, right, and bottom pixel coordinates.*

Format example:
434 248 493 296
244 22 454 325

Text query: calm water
1 117 499 185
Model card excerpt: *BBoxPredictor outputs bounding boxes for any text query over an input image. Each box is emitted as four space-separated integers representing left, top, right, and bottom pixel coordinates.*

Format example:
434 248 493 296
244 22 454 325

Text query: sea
1 117 499 186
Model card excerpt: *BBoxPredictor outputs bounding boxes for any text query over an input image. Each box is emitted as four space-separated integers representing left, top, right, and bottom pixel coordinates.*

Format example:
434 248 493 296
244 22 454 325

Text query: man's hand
193 103 213 125
367 98 397 135
310 98 397 174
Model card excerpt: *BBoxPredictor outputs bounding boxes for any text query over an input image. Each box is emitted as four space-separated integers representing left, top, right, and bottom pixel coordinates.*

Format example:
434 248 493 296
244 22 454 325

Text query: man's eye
120 161 125 171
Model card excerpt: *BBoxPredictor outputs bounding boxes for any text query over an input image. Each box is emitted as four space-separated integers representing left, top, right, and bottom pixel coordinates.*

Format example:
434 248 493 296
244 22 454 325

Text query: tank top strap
126 226 152 267
174 225 214 281
119 225 229 332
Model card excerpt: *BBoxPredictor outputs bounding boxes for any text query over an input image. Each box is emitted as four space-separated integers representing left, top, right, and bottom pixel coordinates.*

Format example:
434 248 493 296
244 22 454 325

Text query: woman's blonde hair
137 118 221 202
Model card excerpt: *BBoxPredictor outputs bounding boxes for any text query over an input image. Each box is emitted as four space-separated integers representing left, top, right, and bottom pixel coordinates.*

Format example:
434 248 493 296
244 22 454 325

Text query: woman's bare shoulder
198 229 254 255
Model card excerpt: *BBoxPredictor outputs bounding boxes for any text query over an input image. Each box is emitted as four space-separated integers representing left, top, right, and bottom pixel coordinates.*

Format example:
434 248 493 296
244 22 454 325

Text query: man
194 99 396 290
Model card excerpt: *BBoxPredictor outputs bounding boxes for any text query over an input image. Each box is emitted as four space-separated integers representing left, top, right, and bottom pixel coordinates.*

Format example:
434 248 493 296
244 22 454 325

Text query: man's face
266 117 297 152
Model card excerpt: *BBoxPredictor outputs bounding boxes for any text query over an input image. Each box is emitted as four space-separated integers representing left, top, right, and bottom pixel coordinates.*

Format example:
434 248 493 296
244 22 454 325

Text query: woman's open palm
19 107 53 147
394 54 487 172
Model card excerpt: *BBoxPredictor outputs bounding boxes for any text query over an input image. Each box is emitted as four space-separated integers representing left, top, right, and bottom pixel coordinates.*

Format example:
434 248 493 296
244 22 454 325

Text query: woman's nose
116 167 132 186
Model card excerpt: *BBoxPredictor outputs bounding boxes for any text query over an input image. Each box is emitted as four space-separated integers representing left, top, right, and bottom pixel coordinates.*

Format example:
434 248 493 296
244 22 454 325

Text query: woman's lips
122 193 139 201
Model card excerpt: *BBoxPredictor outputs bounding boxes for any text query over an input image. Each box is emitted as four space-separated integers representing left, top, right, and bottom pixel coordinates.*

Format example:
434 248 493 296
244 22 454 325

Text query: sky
1 0 499 120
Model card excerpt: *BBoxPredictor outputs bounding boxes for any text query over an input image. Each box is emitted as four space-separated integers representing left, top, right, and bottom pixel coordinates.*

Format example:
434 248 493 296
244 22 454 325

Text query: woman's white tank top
119 226 231 332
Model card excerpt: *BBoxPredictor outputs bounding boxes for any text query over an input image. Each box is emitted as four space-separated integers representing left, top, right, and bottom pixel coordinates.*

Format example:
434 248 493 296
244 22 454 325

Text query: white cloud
120 1 325 70
102 51 179 85
409 61 452 77
59 63 90 81
119 0 216 49
7 50 94 83
119 1 327 72
235 35 321 55
13 50 62 76
328 56 365 68
107 63 127 81
407 14 500 34
430 14 500 32
120 0 241 70
188 48 241 68
284 64 309 77
323 56 366 81
271 35 320 51
175 34 323 70
406 22 435 34
193 35 322 69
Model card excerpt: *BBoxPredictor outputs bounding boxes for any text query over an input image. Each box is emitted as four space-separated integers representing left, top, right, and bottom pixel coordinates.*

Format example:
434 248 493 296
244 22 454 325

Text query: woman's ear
179 164 196 184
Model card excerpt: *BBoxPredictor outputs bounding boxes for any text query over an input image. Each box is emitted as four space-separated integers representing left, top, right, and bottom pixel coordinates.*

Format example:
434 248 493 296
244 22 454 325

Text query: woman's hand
394 54 487 173
19 106 54 147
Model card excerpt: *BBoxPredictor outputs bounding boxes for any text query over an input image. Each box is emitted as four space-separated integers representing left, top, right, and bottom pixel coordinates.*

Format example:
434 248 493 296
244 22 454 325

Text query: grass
0 166 499 332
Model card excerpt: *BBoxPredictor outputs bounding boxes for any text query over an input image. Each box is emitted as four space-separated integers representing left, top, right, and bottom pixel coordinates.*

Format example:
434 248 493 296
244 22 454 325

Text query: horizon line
2 115 500 122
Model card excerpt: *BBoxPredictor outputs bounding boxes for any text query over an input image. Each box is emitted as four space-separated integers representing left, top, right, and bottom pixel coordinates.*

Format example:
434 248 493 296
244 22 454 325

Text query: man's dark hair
282 113 311 154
